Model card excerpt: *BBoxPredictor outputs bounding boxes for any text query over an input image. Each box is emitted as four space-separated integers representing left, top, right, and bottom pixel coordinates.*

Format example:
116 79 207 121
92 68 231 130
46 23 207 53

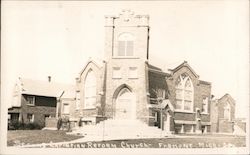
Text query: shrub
8 121 43 130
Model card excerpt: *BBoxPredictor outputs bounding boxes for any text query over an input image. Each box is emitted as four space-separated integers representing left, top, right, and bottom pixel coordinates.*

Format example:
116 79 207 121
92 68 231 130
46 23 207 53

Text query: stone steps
70 119 172 139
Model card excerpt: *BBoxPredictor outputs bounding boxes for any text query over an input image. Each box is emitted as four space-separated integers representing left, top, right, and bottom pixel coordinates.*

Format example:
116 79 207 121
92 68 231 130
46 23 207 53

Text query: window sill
83 107 96 110
174 110 195 114
128 77 138 79
112 57 139 59
27 104 35 106
201 112 209 115
112 77 122 79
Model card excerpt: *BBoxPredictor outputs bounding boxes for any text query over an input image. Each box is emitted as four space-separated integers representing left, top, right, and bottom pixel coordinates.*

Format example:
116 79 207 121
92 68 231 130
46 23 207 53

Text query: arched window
224 102 231 120
175 74 194 111
116 33 134 57
84 69 97 109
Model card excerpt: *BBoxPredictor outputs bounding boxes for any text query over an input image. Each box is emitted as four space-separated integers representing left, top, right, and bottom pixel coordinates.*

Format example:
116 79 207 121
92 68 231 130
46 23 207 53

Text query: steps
70 119 172 140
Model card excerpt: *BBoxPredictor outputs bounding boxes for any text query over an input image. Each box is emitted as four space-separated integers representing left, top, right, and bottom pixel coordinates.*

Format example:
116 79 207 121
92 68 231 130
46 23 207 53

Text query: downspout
56 91 65 118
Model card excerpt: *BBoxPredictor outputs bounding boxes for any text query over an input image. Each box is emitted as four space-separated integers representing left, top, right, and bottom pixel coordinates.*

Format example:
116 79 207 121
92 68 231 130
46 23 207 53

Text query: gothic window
224 102 231 120
84 69 97 109
202 97 208 113
116 33 134 57
175 74 194 111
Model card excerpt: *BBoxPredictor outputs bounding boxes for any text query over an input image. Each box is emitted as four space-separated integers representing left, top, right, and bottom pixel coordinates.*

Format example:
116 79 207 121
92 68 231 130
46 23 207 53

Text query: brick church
57 10 212 134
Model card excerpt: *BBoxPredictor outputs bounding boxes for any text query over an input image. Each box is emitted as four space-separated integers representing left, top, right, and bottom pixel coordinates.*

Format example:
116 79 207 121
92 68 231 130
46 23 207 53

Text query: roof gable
168 61 199 78
78 58 103 77
219 93 235 107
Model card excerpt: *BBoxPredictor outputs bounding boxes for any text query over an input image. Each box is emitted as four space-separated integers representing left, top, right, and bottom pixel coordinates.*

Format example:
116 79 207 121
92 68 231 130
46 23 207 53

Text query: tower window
116 33 134 57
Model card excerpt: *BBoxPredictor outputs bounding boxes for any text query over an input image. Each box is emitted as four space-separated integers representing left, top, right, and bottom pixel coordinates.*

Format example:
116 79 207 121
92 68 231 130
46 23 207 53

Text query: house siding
17 94 56 127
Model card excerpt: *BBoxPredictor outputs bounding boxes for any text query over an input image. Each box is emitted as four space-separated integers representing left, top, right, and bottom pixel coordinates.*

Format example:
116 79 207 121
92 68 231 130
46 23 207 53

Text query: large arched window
84 69 97 109
224 102 231 120
116 33 134 57
175 74 194 112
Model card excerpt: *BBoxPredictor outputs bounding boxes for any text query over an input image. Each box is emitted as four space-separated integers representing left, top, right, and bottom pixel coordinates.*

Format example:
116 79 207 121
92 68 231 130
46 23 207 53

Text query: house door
115 88 136 120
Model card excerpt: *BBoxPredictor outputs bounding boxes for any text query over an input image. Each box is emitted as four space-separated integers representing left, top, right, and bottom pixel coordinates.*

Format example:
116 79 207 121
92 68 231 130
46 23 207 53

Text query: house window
112 67 121 79
27 96 35 105
63 103 70 114
128 67 138 78
116 33 134 57
76 92 80 110
202 97 208 113
27 113 34 123
175 74 194 112
224 102 231 120
84 69 97 109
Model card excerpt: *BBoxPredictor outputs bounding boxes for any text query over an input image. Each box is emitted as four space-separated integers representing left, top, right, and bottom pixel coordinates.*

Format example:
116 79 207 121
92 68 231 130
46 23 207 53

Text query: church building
57 10 212 134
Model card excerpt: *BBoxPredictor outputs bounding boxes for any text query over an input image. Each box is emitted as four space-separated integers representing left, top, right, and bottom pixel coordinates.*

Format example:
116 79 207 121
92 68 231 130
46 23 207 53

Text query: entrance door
115 88 136 119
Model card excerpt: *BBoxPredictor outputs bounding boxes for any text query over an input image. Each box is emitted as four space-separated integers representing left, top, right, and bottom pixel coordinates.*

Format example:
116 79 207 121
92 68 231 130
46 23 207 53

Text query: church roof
148 63 170 76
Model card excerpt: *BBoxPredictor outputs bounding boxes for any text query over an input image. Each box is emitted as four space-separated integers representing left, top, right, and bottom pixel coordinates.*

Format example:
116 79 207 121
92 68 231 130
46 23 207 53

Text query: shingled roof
18 78 75 98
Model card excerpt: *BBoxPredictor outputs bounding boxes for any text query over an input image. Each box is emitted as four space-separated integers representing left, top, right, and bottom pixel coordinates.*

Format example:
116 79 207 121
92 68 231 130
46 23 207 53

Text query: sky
1 1 249 118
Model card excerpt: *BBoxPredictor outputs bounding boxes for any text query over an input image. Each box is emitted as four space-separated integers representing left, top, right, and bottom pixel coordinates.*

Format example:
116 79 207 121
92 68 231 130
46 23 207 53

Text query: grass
7 130 246 148
7 130 83 146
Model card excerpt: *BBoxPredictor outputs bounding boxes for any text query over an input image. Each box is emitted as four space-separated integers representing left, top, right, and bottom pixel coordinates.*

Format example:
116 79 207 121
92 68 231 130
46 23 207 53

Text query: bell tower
104 10 151 123
104 9 150 61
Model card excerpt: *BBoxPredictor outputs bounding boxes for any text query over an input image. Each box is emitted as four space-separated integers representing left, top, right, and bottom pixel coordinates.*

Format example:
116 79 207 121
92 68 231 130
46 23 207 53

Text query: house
8 77 74 128
210 94 235 133
57 10 212 134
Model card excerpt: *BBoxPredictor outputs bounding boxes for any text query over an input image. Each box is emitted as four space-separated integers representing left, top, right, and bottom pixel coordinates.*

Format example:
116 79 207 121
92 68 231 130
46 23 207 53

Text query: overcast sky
2 1 249 118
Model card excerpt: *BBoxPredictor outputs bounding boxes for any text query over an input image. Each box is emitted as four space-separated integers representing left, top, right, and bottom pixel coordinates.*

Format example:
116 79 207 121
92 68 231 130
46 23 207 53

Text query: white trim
174 110 195 114
175 120 196 125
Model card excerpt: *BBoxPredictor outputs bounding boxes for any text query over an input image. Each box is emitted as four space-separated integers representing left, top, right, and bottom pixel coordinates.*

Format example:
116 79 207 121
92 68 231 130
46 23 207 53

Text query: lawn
7 130 246 148
7 130 83 146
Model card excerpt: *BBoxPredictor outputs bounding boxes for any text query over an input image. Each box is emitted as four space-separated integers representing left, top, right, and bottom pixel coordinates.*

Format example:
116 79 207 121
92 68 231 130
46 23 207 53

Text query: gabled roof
149 99 174 111
218 93 236 106
19 78 74 98
78 57 103 77
168 61 199 78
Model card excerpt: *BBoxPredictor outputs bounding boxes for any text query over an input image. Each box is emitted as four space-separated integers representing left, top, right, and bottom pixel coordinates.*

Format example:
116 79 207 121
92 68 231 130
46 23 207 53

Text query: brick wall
20 95 56 127
219 119 234 133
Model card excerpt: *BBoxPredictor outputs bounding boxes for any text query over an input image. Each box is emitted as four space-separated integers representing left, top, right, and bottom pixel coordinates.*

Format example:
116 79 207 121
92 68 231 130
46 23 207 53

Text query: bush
8 121 43 130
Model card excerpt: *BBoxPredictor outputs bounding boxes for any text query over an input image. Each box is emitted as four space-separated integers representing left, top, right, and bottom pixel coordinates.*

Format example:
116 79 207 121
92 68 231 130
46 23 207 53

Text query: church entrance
115 88 136 120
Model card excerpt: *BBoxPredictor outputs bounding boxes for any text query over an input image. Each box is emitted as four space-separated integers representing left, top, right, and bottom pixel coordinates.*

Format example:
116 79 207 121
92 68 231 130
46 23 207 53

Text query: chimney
48 76 51 82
